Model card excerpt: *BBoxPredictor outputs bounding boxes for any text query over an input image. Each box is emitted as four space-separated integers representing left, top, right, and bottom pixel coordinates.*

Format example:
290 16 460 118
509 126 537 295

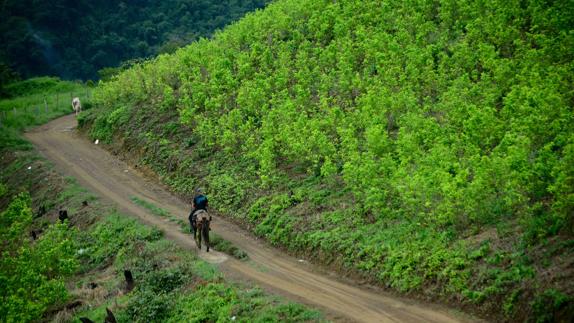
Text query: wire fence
0 89 91 127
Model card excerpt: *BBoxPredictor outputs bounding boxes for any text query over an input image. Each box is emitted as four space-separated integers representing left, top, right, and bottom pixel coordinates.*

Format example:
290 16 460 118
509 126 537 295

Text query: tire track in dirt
25 115 478 323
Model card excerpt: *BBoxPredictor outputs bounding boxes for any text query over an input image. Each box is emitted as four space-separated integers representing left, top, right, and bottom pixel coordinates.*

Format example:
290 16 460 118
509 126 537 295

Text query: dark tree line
0 0 270 80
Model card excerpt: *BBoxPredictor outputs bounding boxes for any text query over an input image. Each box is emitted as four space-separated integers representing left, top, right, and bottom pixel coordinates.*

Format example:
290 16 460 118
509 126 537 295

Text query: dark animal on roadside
195 209 211 252
58 209 68 223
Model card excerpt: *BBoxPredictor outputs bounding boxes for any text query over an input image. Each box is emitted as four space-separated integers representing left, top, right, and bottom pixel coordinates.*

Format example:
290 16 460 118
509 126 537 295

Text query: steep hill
81 0 574 321
0 0 269 80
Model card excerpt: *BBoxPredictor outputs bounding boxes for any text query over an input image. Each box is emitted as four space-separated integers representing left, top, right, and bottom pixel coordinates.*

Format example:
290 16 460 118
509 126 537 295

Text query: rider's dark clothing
193 194 208 211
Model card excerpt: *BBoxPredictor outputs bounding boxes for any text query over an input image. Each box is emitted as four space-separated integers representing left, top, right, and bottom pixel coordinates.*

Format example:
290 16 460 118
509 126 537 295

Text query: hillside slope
82 0 574 320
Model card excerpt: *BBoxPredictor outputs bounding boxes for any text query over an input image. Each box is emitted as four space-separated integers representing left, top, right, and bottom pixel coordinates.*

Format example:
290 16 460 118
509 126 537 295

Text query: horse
72 97 81 115
194 209 211 252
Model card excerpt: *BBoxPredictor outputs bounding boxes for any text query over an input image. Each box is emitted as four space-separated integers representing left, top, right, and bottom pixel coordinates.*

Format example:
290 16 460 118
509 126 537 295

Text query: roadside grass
130 195 249 260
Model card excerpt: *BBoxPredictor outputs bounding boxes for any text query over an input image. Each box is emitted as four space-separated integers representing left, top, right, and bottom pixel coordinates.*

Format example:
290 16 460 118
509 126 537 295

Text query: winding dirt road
26 115 477 323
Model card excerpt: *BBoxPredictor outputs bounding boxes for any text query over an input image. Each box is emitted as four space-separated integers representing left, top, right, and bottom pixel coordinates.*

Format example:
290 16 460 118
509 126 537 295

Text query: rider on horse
189 188 208 239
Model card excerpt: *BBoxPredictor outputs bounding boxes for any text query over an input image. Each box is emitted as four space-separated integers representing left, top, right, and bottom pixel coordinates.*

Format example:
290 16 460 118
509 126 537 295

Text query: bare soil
25 114 480 323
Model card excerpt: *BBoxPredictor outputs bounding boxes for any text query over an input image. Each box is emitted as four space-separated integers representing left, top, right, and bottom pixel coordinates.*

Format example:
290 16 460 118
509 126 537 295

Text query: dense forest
0 0 270 81
82 0 574 320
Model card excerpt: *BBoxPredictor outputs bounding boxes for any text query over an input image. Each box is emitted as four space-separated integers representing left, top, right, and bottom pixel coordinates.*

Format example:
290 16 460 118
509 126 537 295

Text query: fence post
44 97 48 113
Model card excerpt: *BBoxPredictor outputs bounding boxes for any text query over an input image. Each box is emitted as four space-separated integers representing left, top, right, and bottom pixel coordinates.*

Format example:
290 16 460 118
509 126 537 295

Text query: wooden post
44 97 48 113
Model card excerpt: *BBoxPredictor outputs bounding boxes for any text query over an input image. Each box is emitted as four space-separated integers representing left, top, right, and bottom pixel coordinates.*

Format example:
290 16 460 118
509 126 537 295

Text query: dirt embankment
25 114 479 323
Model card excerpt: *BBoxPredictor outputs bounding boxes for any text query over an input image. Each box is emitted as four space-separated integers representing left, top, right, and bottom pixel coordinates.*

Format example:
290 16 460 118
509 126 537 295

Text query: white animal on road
72 97 81 115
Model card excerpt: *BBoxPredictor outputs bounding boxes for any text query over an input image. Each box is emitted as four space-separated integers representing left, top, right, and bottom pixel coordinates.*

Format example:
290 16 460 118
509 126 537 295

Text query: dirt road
26 115 476 323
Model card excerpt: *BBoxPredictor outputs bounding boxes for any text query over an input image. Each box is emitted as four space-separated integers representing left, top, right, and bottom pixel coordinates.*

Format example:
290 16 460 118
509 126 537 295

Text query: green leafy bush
0 193 78 321
78 214 162 269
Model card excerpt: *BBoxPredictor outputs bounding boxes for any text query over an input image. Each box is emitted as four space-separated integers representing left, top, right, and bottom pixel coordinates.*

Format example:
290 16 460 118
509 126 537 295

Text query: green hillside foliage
0 0 270 80
84 0 574 320
0 193 77 321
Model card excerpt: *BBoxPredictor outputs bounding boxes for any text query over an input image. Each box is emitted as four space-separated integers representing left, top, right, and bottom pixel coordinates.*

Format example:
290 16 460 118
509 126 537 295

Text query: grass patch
129 195 188 231
211 233 249 260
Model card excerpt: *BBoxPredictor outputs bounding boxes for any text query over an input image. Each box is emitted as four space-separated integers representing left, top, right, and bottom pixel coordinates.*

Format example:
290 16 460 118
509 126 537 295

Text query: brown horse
194 210 211 252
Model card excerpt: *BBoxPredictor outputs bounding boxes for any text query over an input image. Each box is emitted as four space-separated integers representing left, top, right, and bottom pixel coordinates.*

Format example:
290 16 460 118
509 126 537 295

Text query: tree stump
124 269 134 292
58 210 68 223
105 308 117 323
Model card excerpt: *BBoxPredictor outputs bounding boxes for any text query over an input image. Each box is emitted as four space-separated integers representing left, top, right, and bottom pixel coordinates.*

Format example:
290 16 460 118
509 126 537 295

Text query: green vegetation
0 77 89 150
82 0 574 320
0 193 77 321
0 0 271 81
1 123 321 322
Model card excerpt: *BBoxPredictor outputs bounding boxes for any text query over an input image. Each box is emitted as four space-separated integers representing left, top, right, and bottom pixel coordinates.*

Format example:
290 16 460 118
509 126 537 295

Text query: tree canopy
0 0 270 80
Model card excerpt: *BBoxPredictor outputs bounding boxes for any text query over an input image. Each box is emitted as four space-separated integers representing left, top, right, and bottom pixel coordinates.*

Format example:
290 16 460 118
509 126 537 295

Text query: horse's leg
204 222 210 252
197 221 202 250
190 221 196 239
